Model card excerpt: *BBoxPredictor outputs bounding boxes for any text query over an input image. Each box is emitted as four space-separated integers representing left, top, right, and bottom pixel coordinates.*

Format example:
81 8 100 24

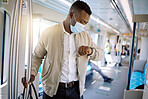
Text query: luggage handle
22 83 38 99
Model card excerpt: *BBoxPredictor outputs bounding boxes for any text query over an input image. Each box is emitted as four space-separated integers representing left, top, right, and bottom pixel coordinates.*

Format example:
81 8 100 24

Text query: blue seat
87 65 92 72
130 64 147 89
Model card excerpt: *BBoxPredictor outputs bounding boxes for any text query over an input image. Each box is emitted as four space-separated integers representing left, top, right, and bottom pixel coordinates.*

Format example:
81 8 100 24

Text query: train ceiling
32 0 148 37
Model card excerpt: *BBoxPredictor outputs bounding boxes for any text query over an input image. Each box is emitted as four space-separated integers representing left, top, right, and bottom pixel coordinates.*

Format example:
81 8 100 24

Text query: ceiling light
90 16 111 29
113 29 120 34
90 16 120 34
120 0 133 30
90 15 98 22
59 0 71 7
110 2 115 9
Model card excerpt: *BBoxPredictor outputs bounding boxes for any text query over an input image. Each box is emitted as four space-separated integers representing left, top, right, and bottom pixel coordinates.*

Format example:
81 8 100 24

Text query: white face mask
70 14 85 34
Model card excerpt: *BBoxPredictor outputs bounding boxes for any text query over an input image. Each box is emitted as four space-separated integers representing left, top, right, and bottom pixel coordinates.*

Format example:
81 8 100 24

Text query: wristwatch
87 47 93 56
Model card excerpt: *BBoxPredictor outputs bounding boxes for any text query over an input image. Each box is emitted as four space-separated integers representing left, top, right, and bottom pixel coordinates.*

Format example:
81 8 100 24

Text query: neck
63 19 72 34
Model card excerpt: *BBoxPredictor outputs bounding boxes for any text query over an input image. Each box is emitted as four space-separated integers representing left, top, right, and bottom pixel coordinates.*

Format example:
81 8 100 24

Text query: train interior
0 0 148 99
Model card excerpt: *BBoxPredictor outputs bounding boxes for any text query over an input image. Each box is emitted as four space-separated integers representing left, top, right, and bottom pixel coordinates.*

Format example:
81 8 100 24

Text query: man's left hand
78 46 92 56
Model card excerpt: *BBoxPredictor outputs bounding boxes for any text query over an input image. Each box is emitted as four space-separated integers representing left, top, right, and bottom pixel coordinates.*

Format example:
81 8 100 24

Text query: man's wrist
88 47 93 56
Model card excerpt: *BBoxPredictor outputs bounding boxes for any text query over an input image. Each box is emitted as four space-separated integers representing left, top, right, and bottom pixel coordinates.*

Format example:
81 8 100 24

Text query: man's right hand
21 75 35 88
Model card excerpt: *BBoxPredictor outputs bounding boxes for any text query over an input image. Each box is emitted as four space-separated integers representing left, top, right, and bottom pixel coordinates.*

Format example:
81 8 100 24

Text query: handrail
7 0 17 98
24 0 33 99
126 22 136 90
13 0 23 98
134 23 139 60
134 37 138 60
7 0 23 98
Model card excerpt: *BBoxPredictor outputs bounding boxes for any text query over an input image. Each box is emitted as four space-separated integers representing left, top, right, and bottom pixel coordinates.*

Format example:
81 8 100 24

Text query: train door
0 8 11 99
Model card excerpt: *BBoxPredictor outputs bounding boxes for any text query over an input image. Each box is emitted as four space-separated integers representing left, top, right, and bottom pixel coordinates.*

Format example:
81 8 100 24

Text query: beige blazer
31 23 104 97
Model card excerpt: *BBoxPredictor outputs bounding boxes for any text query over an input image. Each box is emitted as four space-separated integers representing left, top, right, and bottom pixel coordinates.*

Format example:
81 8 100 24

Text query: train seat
129 60 147 89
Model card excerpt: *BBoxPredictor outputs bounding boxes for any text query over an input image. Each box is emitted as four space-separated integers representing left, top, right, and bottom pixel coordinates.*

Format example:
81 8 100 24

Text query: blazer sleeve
86 32 104 61
31 31 47 76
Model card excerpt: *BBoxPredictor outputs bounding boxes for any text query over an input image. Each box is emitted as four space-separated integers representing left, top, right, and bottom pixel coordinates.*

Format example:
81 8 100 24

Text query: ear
69 11 73 18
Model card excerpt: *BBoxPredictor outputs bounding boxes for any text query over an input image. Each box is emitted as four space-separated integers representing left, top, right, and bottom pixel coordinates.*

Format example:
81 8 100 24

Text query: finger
78 46 88 56
78 47 81 55
86 48 90 54
29 79 33 85
30 75 35 82
28 81 32 85
86 50 89 54
78 54 81 57
87 47 92 54
83 46 90 55
25 82 28 89
78 47 83 56
22 80 27 88
81 46 87 55
82 47 87 55
22 77 27 88
21 77 26 83
80 47 83 55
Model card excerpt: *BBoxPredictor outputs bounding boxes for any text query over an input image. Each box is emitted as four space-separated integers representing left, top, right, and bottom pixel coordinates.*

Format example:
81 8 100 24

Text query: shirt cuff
31 70 37 77
88 47 95 56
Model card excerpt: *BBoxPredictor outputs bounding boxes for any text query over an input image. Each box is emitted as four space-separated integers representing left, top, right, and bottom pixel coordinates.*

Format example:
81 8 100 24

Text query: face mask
70 14 85 34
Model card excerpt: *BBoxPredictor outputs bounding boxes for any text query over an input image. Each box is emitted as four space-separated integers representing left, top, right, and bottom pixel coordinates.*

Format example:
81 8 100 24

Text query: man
104 40 112 64
88 61 113 82
105 40 112 54
115 40 122 56
22 1 103 99
115 40 122 66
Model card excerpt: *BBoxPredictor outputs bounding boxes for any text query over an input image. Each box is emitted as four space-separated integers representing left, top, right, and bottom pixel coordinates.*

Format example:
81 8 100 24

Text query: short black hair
138 49 140 53
70 1 92 15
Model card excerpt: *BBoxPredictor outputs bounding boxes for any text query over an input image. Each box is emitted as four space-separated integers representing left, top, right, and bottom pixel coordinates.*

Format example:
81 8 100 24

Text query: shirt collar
62 22 71 35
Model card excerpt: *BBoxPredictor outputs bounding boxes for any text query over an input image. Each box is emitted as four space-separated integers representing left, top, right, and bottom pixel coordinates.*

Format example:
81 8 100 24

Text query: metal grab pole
134 37 138 60
134 23 139 60
7 0 23 98
8 0 18 98
24 0 33 99
1 10 6 85
126 22 136 90
14 0 23 98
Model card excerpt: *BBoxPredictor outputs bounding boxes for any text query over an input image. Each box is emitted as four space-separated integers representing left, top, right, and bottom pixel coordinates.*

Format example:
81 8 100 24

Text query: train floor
83 56 129 99
38 56 129 99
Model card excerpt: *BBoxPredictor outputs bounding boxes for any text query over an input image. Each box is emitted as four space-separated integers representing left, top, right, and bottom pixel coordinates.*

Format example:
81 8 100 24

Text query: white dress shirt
60 23 78 83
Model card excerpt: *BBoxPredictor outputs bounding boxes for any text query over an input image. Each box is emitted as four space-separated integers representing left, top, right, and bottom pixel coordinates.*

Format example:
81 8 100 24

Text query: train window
89 32 99 45
97 35 103 48
0 10 10 84
25 19 58 65
33 19 58 50
0 12 3 70
25 19 58 63
88 32 104 66
0 11 3 84
88 32 103 48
